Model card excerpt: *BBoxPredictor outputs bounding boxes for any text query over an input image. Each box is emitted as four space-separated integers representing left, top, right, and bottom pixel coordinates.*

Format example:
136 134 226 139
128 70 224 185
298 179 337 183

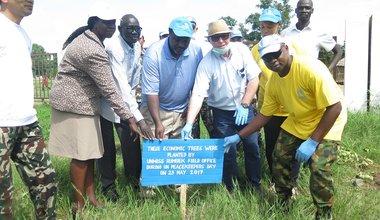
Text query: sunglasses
209 33 230 42
262 45 284 63
123 26 142 32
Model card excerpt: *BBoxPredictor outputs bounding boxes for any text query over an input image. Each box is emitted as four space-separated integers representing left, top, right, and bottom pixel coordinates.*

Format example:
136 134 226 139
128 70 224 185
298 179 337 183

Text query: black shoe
102 185 120 202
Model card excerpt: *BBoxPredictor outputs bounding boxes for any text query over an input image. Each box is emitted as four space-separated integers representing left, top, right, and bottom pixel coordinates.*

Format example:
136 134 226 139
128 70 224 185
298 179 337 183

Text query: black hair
62 16 99 50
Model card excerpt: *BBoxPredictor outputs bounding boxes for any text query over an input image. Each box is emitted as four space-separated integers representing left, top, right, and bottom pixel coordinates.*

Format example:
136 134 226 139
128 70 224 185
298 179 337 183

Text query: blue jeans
212 107 261 191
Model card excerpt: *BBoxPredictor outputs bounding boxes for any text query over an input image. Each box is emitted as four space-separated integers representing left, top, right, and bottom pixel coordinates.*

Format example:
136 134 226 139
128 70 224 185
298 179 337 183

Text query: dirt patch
374 173 380 186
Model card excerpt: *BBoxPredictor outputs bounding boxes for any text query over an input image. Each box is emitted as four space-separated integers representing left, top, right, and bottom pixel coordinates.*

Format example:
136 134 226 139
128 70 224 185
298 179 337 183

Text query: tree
31 43 57 79
220 16 238 29
244 0 293 41
32 43 46 54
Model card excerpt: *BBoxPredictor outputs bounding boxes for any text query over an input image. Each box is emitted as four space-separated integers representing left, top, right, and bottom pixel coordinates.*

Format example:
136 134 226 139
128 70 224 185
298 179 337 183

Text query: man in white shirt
281 0 342 72
186 16 214 139
181 20 261 192
99 14 154 202
0 0 57 218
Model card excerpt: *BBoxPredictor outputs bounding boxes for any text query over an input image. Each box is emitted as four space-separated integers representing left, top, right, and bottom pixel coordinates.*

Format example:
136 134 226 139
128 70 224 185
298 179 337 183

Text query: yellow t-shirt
261 55 347 141
251 44 287 116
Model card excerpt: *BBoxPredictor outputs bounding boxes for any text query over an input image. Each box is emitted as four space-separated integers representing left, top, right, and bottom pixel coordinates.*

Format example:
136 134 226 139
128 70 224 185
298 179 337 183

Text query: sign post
141 139 224 218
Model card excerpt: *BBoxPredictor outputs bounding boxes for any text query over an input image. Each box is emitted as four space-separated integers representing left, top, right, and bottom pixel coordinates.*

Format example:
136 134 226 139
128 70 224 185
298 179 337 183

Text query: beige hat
207 20 231 37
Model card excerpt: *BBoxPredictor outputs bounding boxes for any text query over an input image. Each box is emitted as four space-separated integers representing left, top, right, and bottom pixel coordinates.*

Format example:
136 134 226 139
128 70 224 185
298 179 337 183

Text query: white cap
258 34 286 58
88 1 115 20
231 29 243 38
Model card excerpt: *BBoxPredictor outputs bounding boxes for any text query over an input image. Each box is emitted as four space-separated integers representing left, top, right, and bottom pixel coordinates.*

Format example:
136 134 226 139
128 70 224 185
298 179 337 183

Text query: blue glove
223 134 241 153
295 137 319 163
181 123 193 140
234 105 249 126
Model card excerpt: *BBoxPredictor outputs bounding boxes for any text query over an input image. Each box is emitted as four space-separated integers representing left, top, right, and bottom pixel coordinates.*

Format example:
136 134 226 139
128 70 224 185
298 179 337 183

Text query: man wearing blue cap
252 7 303 193
225 34 347 219
140 17 203 140
230 29 244 43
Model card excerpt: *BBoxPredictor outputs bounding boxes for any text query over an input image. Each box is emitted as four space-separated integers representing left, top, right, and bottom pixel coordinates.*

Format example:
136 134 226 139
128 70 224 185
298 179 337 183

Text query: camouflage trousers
0 122 57 219
192 99 214 138
273 129 339 212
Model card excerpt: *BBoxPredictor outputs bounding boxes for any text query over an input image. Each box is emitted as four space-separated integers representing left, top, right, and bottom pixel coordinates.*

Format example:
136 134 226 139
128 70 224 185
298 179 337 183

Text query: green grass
10 104 380 219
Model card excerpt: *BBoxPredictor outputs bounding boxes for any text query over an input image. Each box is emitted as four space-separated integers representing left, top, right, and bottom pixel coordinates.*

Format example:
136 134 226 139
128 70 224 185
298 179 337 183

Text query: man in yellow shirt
224 34 347 219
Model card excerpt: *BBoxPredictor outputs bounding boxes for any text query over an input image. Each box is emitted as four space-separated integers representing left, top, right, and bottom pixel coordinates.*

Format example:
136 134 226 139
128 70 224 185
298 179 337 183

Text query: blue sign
141 139 224 186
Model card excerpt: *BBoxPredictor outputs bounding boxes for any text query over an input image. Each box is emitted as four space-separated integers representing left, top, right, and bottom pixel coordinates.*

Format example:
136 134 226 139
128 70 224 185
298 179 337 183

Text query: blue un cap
169 17 193 38
259 7 282 23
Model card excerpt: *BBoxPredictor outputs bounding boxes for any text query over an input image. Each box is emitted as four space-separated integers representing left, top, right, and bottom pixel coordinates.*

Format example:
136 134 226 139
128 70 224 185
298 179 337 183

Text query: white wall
370 14 380 107
344 15 371 111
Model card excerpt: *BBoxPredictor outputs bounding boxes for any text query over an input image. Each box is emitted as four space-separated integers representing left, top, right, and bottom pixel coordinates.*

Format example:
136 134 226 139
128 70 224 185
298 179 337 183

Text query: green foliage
35 102 52 139
244 0 294 41
32 43 46 54
218 1 295 42
342 110 380 163
318 48 334 66
220 16 238 29
11 105 380 219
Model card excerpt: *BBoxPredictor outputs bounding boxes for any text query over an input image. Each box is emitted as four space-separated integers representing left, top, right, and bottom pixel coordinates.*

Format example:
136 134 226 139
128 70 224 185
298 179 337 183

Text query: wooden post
180 184 187 219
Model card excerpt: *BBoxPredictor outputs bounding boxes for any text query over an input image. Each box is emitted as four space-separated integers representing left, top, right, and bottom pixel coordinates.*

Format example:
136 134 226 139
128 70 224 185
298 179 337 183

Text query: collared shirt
141 38 203 112
100 34 143 123
192 42 261 111
0 13 37 126
281 23 337 59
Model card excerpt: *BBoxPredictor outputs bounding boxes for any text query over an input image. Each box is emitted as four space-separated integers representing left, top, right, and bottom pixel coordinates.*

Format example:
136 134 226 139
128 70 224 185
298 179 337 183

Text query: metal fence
32 53 57 101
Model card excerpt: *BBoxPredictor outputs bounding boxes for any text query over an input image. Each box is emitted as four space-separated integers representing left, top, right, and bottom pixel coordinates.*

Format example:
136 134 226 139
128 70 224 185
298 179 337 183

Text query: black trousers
97 116 141 189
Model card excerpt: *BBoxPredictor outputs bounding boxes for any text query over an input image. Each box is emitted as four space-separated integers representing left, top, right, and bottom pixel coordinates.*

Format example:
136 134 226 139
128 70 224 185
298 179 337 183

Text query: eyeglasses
122 26 142 32
209 33 230 42
262 46 284 63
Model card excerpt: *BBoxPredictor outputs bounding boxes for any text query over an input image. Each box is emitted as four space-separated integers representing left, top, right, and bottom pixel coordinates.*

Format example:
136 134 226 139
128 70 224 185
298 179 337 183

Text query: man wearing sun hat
140 16 203 140
182 19 261 193
224 34 347 219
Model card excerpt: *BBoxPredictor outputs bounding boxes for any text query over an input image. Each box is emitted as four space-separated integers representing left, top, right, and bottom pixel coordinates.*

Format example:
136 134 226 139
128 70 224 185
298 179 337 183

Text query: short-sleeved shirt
261 55 347 141
192 42 261 111
281 24 336 59
252 44 287 116
141 39 203 112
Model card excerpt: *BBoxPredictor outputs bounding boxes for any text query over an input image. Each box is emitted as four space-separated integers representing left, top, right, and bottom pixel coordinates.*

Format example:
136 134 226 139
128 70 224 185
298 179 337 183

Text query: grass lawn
10 102 380 219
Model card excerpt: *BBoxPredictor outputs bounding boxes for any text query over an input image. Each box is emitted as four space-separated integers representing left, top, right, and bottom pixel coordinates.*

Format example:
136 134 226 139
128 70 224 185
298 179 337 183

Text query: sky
21 0 380 55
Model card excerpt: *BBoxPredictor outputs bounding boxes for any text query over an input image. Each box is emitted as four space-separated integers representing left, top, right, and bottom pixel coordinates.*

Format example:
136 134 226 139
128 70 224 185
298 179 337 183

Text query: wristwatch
241 103 250 108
